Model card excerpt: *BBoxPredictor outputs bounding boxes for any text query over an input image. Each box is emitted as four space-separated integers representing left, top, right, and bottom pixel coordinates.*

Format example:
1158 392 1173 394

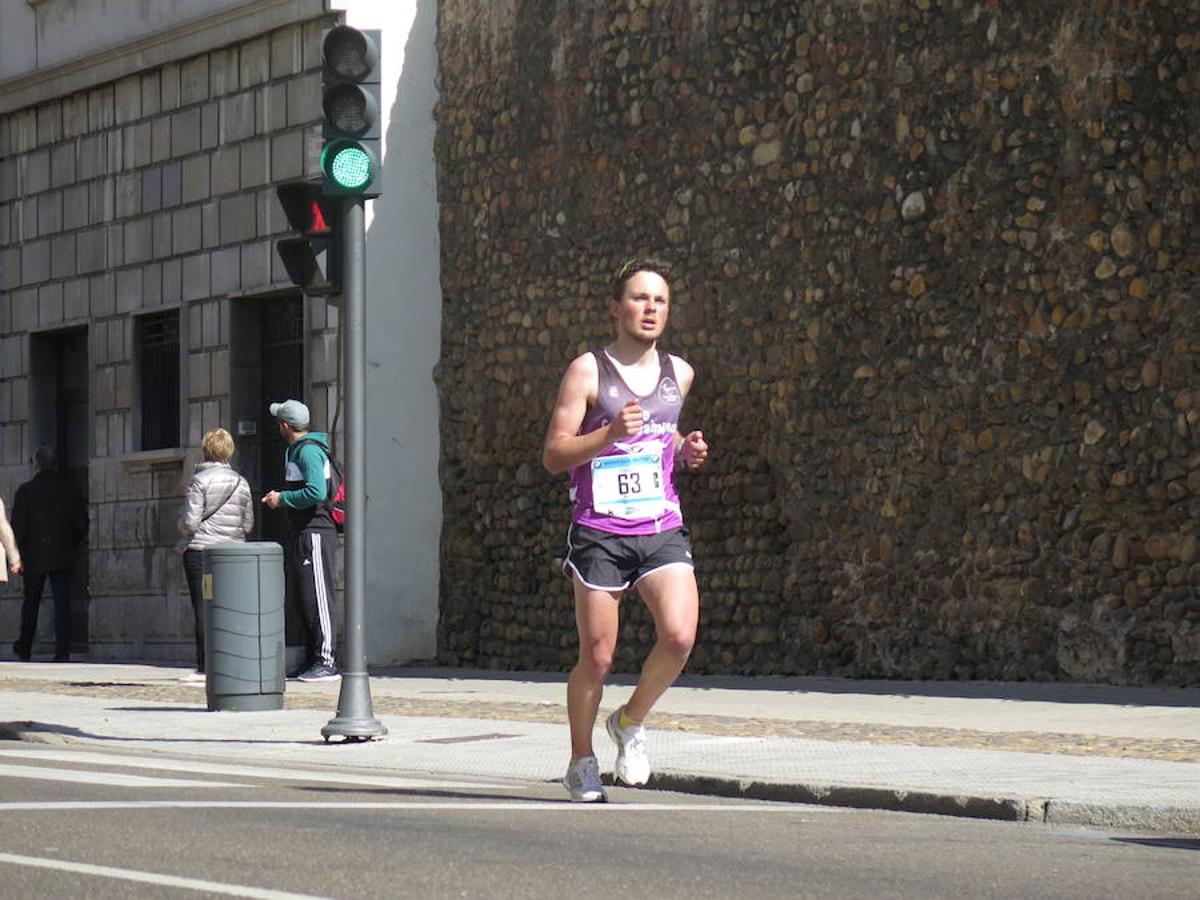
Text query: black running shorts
563 523 694 591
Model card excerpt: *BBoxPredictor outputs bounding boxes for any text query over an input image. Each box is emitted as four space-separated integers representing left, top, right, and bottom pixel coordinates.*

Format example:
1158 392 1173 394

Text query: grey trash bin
203 541 286 711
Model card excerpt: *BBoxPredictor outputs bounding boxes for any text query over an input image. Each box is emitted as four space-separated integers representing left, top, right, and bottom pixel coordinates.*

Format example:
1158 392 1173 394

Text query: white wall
333 0 443 663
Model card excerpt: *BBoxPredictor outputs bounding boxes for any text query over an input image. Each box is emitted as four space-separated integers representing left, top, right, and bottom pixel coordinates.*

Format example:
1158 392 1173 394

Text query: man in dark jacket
11 446 88 661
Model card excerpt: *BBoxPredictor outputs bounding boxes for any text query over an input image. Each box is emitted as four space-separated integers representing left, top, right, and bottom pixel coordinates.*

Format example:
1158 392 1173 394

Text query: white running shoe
563 755 606 803
606 706 650 786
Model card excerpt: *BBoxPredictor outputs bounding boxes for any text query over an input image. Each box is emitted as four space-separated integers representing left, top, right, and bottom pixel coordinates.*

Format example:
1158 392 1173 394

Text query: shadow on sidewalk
376 665 1200 709
8 658 1197 710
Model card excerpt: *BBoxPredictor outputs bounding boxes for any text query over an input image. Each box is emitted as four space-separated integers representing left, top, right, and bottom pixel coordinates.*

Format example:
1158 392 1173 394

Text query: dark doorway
230 295 306 648
29 327 90 654
259 297 307 544
231 296 305 542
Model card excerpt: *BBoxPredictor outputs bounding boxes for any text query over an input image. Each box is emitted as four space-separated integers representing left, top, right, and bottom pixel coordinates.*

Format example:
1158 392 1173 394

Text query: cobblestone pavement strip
2 677 1197 763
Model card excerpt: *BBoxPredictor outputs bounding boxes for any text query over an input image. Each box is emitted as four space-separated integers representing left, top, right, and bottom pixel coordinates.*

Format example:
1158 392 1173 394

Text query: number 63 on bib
590 450 666 519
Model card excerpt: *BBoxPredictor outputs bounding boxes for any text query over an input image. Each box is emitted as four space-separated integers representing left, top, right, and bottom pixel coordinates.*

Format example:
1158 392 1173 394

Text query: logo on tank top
607 385 620 398
658 377 681 405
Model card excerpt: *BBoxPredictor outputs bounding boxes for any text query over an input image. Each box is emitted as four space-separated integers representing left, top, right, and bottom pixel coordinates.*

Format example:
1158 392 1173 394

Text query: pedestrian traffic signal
321 26 382 197
275 181 342 294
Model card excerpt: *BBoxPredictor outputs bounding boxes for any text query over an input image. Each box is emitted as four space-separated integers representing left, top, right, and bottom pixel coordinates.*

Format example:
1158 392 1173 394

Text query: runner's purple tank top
569 348 685 536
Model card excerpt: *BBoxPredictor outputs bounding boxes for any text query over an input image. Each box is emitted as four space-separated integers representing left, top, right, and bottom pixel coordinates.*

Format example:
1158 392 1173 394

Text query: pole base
321 671 388 741
321 719 387 741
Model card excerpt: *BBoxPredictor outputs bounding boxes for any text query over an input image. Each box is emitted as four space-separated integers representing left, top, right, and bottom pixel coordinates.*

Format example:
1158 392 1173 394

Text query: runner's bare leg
567 580 622 759
624 564 699 722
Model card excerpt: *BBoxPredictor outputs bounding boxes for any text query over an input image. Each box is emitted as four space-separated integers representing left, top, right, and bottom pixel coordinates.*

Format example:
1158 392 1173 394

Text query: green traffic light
331 146 371 188
322 140 374 192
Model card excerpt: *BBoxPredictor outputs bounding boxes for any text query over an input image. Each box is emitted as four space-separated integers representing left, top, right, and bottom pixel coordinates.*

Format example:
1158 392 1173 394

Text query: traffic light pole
322 196 386 742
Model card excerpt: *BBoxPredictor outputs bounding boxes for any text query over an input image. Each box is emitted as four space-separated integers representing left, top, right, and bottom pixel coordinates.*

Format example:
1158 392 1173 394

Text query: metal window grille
259 297 305 550
261 300 305 477
139 311 180 450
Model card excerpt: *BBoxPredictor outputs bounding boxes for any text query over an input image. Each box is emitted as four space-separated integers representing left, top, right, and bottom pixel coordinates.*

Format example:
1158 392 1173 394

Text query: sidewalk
1 660 1198 833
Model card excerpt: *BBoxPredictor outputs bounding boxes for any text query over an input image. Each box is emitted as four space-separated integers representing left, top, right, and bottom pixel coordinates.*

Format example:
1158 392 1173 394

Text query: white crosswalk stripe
0 747 512 790
0 763 247 788
0 851 327 899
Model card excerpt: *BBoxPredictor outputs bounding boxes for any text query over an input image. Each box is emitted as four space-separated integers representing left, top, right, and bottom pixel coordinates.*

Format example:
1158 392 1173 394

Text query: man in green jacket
261 399 339 682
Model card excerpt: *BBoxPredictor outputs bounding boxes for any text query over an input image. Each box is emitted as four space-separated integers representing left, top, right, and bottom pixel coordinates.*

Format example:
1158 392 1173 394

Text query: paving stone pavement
2 676 1198 762
1 661 1197 833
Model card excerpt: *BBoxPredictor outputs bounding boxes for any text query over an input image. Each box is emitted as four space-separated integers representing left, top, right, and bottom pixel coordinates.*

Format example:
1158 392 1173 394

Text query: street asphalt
0 660 1197 834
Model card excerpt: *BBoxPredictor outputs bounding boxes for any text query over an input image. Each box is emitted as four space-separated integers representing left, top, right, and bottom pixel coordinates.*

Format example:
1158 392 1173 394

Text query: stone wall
0 14 341 659
434 0 1200 684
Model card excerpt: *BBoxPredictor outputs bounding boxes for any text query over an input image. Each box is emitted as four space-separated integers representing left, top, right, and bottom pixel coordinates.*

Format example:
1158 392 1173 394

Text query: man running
542 256 709 802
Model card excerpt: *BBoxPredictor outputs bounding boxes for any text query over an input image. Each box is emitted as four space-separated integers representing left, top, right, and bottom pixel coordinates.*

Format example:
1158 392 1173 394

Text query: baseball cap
269 399 310 430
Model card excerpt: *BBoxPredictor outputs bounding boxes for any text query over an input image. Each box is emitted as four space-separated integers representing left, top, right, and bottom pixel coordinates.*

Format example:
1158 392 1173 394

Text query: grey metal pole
322 195 386 741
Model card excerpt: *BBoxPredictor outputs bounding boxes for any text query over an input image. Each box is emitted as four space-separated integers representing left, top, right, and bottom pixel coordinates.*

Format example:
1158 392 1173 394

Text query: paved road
0 745 1196 899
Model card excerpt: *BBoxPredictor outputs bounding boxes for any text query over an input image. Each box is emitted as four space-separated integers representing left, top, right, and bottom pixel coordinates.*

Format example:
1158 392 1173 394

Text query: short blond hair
201 428 235 463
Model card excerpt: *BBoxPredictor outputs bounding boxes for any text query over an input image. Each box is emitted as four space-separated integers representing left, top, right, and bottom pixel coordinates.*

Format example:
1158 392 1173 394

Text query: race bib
591 450 665 519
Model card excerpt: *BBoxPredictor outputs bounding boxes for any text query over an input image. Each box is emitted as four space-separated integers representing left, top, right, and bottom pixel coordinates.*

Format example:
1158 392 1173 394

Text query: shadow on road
300 785 565 804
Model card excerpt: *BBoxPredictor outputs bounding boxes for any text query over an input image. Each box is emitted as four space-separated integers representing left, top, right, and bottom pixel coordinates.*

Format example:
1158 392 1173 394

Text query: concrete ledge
647 771 1032 821
1044 800 1200 834
116 447 189 468
647 771 1200 835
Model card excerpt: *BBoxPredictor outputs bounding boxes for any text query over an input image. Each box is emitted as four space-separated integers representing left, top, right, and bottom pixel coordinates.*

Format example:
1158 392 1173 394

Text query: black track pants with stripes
289 528 338 668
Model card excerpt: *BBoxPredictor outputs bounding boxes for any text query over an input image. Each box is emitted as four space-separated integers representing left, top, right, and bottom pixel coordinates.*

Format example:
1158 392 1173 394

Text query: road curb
648 771 1032 820
648 771 1200 834
1043 800 1200 834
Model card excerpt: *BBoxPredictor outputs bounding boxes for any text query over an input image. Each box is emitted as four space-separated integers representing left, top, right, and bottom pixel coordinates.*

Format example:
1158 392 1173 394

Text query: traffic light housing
275 181 342 294
321 26 382 197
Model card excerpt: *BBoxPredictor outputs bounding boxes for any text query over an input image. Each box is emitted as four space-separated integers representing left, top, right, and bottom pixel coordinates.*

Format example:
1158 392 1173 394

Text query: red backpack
295 439 346 533
327 453 346 533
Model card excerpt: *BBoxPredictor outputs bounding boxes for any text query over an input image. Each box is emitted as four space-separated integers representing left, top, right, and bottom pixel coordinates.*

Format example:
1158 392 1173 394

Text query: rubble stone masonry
433 0 1200 684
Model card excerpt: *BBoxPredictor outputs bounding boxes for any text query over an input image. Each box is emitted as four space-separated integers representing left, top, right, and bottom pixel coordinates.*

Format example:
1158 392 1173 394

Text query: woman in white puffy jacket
177 428 254 677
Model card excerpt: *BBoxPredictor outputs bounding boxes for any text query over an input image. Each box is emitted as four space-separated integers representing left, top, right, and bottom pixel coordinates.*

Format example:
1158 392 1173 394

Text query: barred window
138 310 180 450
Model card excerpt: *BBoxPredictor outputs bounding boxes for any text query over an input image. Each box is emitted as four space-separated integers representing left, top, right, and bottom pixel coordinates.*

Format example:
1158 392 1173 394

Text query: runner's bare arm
672 356 695 398
677 430 708 469
670 356 708 469
542 353 642 474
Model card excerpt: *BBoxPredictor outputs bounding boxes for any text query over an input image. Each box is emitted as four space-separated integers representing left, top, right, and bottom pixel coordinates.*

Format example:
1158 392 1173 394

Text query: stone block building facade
0 0 346 660
434 0 1200 685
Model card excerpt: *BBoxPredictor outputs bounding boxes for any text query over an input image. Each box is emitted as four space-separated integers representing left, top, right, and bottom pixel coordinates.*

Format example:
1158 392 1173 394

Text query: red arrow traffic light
275 181 342 294
309 199 332 236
